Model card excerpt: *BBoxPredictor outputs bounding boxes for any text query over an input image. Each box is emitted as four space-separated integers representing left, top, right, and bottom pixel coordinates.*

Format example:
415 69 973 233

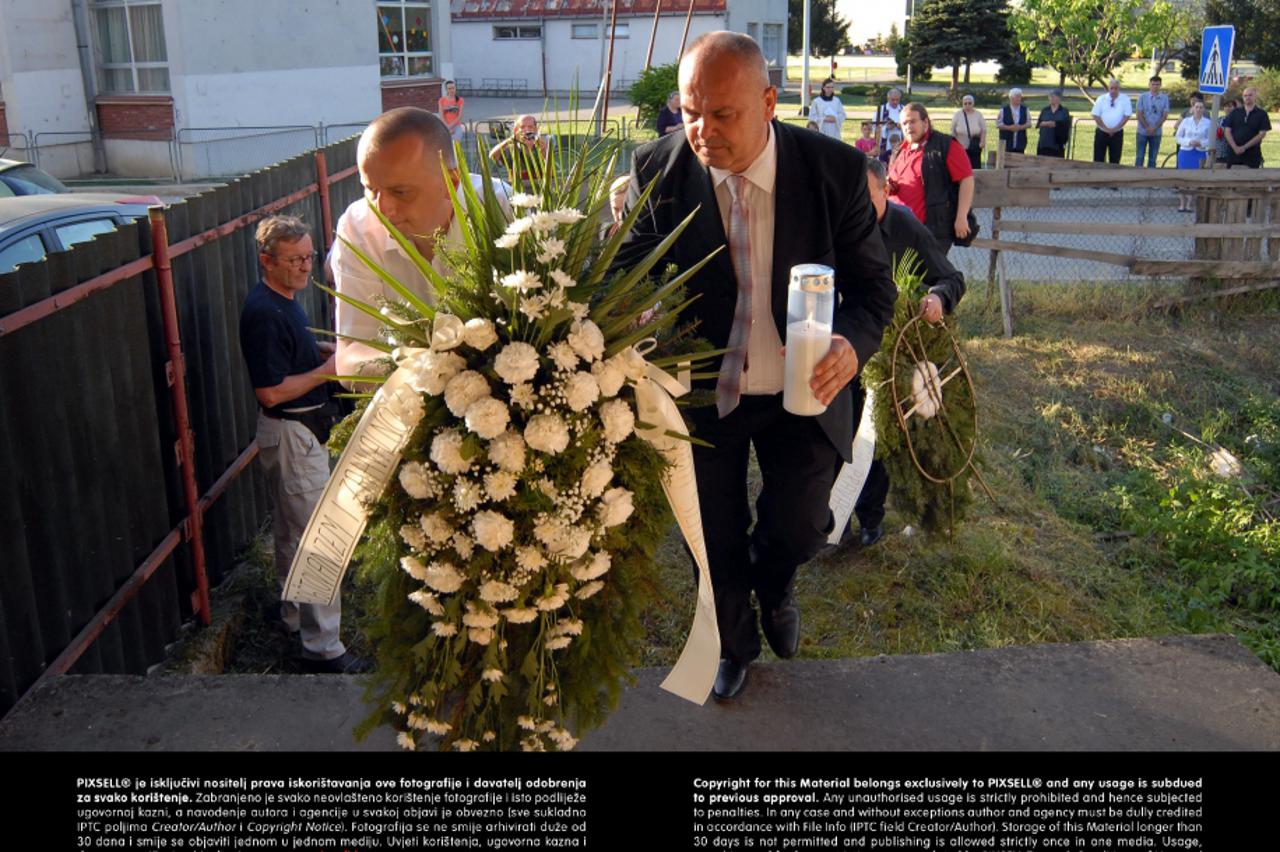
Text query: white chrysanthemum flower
518 295 546 321
468 627 495 645
545 288 566 308
384 382 427 427
536 583 571 611
409 589 446 616
501 270 542 293
567 320 606 362
431 622 458 637
599 398 635 444
568 301 590 321
544 693 559 706
599 486 635 528
509 383 536 409
591 360 625 398
425 718 452 735
444 370 490 418
536 237 566 263
452 533 475 560
510 192 542 209
548 269 576 290
462 317 498 351
463 601 500 629
400 523 427 551
563 371 600 412
537 477 559 501
506 215 535 236
487 429 527 472
530 211 558 232
452 738 479 752
398 461 435 500
553 618 584 636
525 413 570 455
484 470 518 502
401 556 429 581
533 515 566 550
580 459 613 498
479 579 519 604
406 712 429 730
503 606 539 624
545 635 572 650
396 731 417 751
403 349 466 396
573 550 611 581
494 342 540 385
561 527 592 560
548 341 579 372
576 580 605 600
482 731 497 742
494 233 520 249
391 701 407 715
430 429 473 474
424 560 464 594
431 313 465 351
453 477 483 513
549 728 578 751
516 545 547 572
517 715 538 731
481 668 504 683
473 511 515 553
551 208 585 224
464 396 510 439
420 512 453 545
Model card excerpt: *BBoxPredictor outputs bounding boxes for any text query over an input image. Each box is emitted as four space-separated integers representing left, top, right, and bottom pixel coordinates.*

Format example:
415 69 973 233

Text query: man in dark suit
618 32 895 700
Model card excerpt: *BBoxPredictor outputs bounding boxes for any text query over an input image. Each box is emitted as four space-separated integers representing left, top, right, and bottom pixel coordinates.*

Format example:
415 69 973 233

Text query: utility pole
802 1 812 116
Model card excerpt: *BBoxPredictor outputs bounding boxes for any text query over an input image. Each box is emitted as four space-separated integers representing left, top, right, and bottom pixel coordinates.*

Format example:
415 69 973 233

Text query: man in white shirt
1091 79 1132 164
331 108 506 380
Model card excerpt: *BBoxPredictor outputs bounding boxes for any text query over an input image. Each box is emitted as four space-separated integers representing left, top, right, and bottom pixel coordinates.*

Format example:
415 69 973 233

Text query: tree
1188 0 1280 72
898 0 1010 92
1009 0 1185 99
885 22 902 55
787 0 853 57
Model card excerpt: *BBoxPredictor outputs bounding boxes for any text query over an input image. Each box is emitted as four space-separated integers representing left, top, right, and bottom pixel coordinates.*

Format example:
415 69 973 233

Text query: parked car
0 194 160 275
0 158 70 196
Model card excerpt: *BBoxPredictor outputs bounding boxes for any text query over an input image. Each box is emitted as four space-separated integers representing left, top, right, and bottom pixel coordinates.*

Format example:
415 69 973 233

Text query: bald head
683 31 771 90
359 107 456 169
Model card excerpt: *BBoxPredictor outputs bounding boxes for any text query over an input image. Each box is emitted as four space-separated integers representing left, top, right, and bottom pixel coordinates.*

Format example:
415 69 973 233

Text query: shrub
628 63 679 127
1254 68 1280 110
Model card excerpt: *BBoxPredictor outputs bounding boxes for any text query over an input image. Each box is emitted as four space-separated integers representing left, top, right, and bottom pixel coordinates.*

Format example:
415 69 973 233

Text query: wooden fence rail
0 135 363 716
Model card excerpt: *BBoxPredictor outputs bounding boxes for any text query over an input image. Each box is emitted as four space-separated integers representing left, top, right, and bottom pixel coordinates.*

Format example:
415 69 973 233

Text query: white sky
834 1 905 47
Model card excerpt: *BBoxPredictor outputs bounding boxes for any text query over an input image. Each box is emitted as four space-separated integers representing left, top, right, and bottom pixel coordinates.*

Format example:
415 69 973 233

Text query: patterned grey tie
716 174 752 418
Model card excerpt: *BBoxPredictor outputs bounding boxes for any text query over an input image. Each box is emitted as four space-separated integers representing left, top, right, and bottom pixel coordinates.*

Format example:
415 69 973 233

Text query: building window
91 0 169 94
762 23 784 67
378 3 434 79
747 22 759 42
494 24 542 40
571 23 598 39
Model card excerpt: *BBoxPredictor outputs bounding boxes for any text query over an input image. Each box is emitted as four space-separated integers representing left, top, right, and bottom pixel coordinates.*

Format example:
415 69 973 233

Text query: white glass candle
783 264 835 416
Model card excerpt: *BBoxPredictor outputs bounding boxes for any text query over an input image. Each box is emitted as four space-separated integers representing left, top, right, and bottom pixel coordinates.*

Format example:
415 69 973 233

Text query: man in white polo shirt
331 107 508 380
1091 79 1132 164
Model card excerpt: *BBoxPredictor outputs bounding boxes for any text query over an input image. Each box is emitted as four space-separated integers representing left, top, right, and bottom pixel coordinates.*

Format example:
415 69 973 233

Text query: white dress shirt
331 173 507 376
1175 115 1213 151
709 124 784 395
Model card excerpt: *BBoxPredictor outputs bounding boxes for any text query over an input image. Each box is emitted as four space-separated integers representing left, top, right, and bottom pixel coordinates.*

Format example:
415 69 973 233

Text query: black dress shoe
760 595 800 659
302 651 372 674
712 658 749 700
859 524 884 547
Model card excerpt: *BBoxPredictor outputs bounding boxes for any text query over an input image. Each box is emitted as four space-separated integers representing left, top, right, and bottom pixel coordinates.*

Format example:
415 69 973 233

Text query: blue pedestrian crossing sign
1199 25 1234 95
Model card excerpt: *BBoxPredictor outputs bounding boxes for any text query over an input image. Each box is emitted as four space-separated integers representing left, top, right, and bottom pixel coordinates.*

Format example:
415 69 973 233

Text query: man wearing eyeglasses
239 215 370 674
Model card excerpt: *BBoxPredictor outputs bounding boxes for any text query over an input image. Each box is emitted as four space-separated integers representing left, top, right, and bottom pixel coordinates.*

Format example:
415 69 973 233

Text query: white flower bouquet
328 142 721 751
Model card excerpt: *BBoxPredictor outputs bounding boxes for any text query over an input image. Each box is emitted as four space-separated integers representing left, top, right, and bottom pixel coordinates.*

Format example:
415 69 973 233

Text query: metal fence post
147 206 212 626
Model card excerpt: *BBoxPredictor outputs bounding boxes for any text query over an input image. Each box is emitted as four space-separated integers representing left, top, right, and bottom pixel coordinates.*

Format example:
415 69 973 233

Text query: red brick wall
95 97 175 141
380 79 444 114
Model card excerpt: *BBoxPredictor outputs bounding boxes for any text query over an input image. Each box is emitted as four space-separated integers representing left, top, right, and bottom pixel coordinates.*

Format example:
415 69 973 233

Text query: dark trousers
855 459 890 530
1093 129 1123 164
1037 147 1065 158
687 395 840 664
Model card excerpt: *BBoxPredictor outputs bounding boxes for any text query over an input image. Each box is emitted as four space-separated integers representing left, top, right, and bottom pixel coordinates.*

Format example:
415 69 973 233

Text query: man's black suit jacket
617 120 896 463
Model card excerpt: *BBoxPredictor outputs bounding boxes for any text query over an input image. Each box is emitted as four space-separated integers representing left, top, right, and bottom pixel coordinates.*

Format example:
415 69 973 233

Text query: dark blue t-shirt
239 282 329 413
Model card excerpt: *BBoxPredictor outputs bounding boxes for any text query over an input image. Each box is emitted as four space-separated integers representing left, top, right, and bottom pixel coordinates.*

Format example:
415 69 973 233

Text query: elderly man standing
851 158 966 546
239 215 368 674
886 103 976 253
332 107 507 380
618 31 895 700
1091 79 1132 164
1224 87 1272 169
877 87 904 162
997 88 1031 154
1135 76 1170 168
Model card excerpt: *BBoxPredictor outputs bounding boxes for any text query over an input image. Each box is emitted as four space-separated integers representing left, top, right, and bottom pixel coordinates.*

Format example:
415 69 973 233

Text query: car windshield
0 164 69 195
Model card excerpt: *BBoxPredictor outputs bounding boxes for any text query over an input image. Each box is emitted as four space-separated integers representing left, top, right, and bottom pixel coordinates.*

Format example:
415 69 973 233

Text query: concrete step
1 635 1276 751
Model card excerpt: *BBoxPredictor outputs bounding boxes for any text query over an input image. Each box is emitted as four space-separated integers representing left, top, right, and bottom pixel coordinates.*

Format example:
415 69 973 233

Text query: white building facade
0 0 456 179
449 0 787 96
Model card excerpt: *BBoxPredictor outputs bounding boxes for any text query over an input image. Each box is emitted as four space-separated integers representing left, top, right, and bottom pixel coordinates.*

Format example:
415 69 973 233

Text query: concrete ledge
2 635 1276 751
